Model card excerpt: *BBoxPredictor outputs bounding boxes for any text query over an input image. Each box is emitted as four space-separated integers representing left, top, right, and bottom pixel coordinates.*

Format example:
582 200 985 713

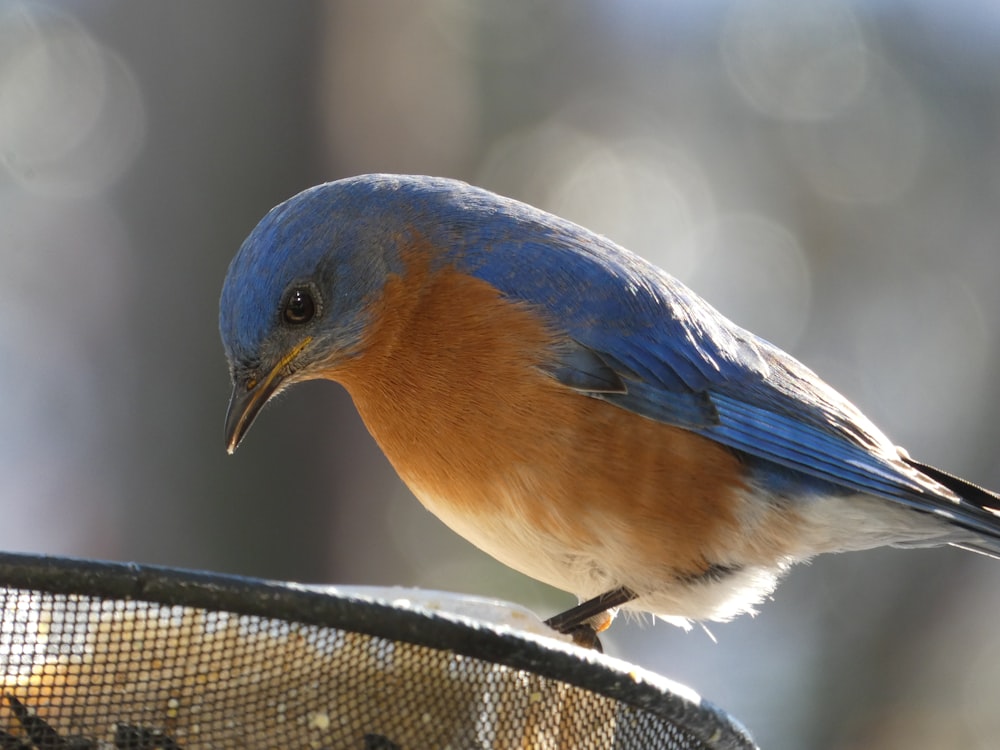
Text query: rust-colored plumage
328 245 785 611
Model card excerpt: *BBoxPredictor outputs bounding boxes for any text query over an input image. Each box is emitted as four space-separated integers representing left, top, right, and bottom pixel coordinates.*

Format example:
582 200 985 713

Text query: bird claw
562 623 605 652
544 585 637 651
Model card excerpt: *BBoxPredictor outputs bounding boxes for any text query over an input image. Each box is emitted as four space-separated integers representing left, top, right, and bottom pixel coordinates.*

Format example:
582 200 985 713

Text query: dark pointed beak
224 337 312 454
224 377 277 455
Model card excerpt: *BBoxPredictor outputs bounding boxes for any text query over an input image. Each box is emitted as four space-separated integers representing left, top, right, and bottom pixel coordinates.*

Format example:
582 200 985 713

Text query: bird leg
544 586 637 651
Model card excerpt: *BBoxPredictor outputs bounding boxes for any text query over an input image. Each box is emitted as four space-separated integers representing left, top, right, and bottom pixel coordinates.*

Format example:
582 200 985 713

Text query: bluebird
220 174 1000 645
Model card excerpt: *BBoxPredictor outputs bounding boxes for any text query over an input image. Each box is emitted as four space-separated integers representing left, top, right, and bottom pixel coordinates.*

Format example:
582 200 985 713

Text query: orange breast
328 247 757 589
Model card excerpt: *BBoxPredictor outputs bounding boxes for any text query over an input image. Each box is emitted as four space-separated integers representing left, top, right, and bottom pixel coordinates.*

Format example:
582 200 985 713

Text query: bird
220 173 1000 646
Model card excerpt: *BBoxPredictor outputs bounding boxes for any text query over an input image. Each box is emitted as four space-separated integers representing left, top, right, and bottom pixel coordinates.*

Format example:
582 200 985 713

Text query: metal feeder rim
0 551 758 750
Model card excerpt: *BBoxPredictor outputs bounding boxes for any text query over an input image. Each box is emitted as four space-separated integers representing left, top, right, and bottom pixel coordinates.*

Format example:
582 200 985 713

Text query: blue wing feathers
435 188 1000 540
543 343 626 393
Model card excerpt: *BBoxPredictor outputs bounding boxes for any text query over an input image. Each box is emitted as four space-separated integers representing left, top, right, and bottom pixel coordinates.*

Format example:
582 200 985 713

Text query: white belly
406 479 961 625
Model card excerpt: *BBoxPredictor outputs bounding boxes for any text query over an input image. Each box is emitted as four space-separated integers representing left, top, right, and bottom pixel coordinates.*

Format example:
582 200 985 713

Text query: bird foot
544 586 637 651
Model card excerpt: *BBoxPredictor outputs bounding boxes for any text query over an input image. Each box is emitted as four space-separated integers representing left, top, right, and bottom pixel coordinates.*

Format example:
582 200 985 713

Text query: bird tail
902 456 1000 558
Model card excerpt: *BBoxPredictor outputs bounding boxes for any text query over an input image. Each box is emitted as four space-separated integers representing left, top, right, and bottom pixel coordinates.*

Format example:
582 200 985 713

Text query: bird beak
224 337 312 454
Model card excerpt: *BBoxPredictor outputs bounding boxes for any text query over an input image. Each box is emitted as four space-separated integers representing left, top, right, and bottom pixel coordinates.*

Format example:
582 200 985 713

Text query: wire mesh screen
0 553 756 749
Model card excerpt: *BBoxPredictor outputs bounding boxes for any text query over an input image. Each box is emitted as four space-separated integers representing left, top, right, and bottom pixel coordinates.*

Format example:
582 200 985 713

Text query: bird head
219 176 418 454
220 173 569 453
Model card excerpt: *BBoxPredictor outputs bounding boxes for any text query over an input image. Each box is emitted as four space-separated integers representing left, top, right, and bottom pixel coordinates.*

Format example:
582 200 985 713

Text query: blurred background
1 1 999 747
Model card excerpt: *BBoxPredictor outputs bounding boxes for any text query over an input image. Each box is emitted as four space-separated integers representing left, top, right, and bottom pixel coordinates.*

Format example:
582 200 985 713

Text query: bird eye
283 287 315 325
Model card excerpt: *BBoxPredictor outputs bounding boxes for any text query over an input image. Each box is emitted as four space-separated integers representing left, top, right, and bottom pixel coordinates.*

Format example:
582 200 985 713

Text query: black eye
283 287 315 324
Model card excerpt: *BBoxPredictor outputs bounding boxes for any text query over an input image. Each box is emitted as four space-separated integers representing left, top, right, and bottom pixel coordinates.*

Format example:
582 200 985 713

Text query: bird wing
459 215 1000 542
